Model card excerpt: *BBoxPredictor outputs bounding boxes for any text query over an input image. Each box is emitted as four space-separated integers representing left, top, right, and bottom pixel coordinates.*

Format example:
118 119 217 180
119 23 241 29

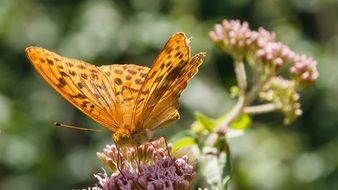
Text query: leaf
215 113 251 129
200 144 231 190
171 136 196 153
230 113 251 129
201 155 222 189
193 112 216 132
191 121 204 134
220 140 232 188
214 113 251 138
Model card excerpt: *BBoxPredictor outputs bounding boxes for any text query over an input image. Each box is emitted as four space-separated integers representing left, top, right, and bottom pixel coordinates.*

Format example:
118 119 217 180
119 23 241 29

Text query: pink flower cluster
91 137 196 190
257 42 294 70
210 19 319 123
210 19 319 86
249 27 276 48
290 55 319 87
209 20 252 56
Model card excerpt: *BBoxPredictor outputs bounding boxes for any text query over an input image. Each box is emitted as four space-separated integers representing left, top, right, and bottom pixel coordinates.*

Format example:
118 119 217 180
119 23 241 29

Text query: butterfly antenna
54 122 103 132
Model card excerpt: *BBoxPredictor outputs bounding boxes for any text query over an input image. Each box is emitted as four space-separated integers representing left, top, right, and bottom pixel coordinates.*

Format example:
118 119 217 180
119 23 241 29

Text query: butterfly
26 32 205 145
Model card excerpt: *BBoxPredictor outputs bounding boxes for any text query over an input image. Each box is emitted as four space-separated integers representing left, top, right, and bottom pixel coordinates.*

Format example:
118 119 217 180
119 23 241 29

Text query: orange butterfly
26 32 205 145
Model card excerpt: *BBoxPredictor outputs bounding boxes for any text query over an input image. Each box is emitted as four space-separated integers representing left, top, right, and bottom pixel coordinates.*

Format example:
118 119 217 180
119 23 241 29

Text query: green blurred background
0 0 337 189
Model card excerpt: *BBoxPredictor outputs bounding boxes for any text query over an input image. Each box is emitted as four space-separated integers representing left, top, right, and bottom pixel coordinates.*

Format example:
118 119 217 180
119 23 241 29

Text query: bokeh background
0 0 337 189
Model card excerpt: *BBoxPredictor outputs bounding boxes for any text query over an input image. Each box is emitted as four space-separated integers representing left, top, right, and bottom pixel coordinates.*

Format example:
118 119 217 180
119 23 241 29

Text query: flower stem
234 58 247 94
206 58 248 146
244 103 279 115
246 74 273 104
217 96 245 134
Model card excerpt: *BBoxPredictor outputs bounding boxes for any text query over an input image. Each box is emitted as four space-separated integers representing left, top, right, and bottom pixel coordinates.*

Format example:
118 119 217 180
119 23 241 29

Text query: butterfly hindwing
98 64 150 134
99 64 149 103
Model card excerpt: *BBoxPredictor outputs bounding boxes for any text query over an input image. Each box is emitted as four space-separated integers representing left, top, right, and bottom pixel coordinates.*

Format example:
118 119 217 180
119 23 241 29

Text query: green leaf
230 113 252 129
171 136 196 153
215 113 251 130
191 120 204 134
220 140 232 188
201 155 222 189
194 112 216 132
200 147 231 190
215 112 230 126
214 113 251 138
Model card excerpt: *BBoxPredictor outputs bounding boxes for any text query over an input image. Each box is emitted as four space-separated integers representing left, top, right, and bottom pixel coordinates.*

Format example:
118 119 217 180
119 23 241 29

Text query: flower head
209 20 253 57
92 137 196 190
210 19 294 73
260 77 302 124
249 27 276 48
290 54 319 87
256 42 295 72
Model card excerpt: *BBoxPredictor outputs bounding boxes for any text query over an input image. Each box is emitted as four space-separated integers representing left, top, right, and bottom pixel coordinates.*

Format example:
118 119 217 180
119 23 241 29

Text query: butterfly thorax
113 124 147 146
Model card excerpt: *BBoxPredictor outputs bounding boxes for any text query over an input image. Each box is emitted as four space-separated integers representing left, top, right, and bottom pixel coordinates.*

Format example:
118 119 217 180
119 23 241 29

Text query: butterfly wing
98 64 150 141
26 47 121 131
133 32 205 130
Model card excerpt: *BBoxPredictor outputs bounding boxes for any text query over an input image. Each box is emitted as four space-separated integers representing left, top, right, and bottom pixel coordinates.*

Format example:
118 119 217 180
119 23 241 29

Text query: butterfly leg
134 144 142 176
163 137 173 161
115 145 126 178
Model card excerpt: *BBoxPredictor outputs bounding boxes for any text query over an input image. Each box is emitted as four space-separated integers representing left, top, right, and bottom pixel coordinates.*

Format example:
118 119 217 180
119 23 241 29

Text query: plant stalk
244 103 279 115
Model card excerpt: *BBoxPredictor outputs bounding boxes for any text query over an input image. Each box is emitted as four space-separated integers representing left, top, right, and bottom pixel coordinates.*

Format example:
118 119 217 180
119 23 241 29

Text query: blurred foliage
0 0 337 189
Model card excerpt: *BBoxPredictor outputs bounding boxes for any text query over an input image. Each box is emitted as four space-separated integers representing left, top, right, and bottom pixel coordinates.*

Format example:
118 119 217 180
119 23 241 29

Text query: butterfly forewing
26 47 119 131
133 33 205 130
